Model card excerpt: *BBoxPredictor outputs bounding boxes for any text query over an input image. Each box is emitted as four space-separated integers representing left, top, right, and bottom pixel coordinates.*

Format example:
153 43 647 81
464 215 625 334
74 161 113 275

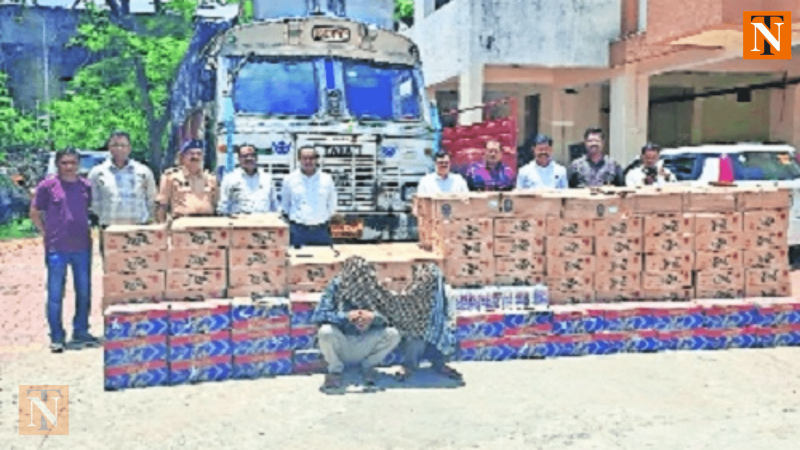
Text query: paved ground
1 238 800 450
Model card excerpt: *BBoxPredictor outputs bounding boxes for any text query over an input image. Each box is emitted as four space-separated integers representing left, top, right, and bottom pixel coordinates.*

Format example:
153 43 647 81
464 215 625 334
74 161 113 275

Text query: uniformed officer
156 140 218 222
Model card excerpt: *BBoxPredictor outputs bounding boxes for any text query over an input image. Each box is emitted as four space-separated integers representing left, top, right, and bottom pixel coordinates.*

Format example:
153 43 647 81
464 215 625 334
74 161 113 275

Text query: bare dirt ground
1 237 800 450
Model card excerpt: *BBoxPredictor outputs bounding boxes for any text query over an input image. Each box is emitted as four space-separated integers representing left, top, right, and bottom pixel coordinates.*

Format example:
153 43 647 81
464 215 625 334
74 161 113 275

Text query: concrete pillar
414 0 434 26
770 84 800 150
609 66 649 165
458 63 484 125
691 97 704 145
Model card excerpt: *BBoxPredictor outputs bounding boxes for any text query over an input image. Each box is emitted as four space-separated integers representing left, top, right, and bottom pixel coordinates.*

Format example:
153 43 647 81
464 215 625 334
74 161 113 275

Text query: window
435 0 452 10
232 58 319 116
342 60 422 121
737 151 800 181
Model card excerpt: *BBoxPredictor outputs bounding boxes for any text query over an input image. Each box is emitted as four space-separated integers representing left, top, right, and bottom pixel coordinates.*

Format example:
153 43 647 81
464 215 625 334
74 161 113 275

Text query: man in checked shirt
88 131 157 256
217 144 279 216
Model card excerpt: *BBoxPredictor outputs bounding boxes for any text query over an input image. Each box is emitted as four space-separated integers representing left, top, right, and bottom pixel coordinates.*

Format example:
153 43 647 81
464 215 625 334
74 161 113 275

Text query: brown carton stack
166 217 230 301
339 243 443 292
102 224 168 308
228 214 289 297
288 247 344 292
594 215 644 302
740 187 793 297
637 187 694 301
693 210 745 299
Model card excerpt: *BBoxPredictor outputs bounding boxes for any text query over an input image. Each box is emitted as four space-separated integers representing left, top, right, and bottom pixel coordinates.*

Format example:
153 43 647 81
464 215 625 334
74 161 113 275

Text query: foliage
395 0 413 21
0 218 37 241
0 72 46 150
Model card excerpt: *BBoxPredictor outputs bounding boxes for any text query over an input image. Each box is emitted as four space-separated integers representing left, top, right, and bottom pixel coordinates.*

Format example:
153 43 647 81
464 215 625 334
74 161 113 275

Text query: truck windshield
232 58 319 116
342 60 421 121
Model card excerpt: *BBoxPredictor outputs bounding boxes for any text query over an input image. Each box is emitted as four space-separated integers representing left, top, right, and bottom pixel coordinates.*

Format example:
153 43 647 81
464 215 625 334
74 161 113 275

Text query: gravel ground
1 237 799 450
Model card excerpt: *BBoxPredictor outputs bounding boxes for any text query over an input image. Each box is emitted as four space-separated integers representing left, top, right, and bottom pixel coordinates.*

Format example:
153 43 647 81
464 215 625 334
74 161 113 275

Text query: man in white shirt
281 146 338 248
625 142 676 188
417 151 469 195
516 134 568 190
217 144 279 215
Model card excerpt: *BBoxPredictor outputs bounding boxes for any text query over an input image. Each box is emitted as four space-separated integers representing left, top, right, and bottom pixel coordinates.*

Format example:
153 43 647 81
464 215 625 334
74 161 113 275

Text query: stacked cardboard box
494 193 548 287
230 297 294 379
228 214 289 297
741 187 793 298
289 292 325 374
168 301 233 385
102 224 168 308
167 217 230 301
103 303 170 390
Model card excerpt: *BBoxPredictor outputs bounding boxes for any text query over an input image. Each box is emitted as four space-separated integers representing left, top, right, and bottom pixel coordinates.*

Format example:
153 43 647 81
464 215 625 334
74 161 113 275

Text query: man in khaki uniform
156 140 218 222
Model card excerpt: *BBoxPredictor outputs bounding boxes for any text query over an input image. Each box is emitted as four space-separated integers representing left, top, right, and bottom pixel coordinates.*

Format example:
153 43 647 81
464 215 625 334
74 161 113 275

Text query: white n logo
27 389 61 431
751 15 784 55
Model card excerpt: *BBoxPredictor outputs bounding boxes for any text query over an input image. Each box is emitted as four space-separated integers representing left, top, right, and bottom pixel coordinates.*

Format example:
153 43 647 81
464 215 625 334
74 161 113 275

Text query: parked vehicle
46 150 107 178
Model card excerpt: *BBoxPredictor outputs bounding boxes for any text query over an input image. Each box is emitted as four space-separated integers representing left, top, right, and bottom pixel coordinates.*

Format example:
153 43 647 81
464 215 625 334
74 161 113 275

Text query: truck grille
320 154 376 212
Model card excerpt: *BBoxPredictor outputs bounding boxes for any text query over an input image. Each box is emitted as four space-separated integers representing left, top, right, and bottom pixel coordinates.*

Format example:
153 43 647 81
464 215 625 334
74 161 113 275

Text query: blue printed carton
728 327 758 349
104 335 168 368
455 313 506 340
602 305 639 332
105 304 169 341
521 335 561 359
551 309 584 335
233 351 293 379
293 349 325 374
289 292 321 327
290 326 317 351
585 332 628 355
579 308 607 334
231 297 290 328
756 299 800 327
672 304 705 330
169 300 231 336
231 327 292 356
168 330 232 362
170 355 232 385
105 360 169 391
627 330 661 353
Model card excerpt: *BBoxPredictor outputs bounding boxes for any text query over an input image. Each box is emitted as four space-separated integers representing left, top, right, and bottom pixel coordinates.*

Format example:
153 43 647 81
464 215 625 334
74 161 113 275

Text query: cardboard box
232 351 293 379
494 236 546 256
165 269 226 292
170 355 233 384
694 232 742 253
595 236 642 257
444 258 495 284
630 188 683 214
493 217 544 237
104 360 169 390
546 236 594 257
436 218 494 240
546 255 595 277
443 240 495 259
643 213 694 236
596 254 643 273
746 268 791 287
547 274 594 293
696 268 745 290
104 250 167 274
643 234 694 254
738 187 791 211
642 271 692 290
595 290 644 303
561 191 630 219
104 335 167 370
163 289 226 302
103 224 168 252
694 250 743 271
171 217 231 248
644 253 694 272
494 273 547 286
104 303 170 341
743 209 789 233
743 248 789 269
103 271 165 299
745 284 792 298
742 230 787 250
228 285 288 298
643 289 693 302
229 214 290 248
168 300 232 336
228 248 287 269
496 255 547 275
695 287 745 299
102 292 164 310
550 290 595 305
168 330 233 362
168 248 227 270
684 187 738 212
694 212 742 235
229 266 287 290
546 217 593 237
287 262 339 287
594 217 643 237
428 193 501 220
594 272 641 292
498 191 562 217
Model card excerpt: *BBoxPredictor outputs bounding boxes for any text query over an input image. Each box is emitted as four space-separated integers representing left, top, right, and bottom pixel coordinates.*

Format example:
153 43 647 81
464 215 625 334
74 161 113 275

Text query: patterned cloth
464 162 515 191
88 159 157 226
568 155 625 188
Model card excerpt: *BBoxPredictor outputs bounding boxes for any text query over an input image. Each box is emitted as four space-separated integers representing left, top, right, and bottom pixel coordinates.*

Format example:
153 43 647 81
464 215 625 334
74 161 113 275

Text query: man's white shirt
217 167 279 215
625 164 676 188
516 160 568 190
417 172 469 195
280 169 337 225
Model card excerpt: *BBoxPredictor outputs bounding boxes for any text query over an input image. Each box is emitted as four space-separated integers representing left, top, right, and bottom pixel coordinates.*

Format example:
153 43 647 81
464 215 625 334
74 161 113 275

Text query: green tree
0 71 45 150
395 0 413 22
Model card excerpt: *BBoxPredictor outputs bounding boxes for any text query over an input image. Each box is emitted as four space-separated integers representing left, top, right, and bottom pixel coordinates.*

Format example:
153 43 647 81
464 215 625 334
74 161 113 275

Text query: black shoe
50 341 65 353
70 333 101 349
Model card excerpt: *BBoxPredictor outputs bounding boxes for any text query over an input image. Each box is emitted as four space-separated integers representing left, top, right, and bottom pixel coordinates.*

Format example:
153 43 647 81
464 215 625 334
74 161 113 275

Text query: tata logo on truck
744 11 792 60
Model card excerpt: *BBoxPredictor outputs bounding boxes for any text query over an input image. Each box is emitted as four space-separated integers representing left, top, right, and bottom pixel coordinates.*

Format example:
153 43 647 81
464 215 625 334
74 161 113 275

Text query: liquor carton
644 253 694 272
561 191 630 219
168 330 232 362
594 290 643 303
494 236 546 256
428 193 501 220
495 255 546 275
290 326 318 351
742 231 787 251
228 248 287 269
694 287 745 299
444 258 495 285
745 268 791 287
230 297 290 330
743 248 789 269
498 191 562 217
229 267 287 290
596 254 643 273
738 187 791 211
643 289 693 302
745 284 792 298
643 234 694 254
546 255 594 277
549 290 595 305
594 217 643 237
170 355 233 384
435 218 494 240
694 233 743 253
103 223 168 252
693 212 742 235
443 240 495 259
232 351 293 379
104 303 170 341
684 187 738 212
171 217 231 248
695 268 745 291
643 213 694 236
230 214 290 249
104 335 168 367
547 274 594 294
546 236 594 257
102 292 164 310
293 349 326 374
493 217 543 237
104 250 167 274
168 300 231 336
168 248 227 270
165 269 226 293
642 271 692 290
694 250 742 272
595 236 642 257
594 272 641 292
103 271 165 300
231 327 292 356
627 330 662 353
743 209 789 233
104 360 169 390
629 187 683 214
545 217 593 237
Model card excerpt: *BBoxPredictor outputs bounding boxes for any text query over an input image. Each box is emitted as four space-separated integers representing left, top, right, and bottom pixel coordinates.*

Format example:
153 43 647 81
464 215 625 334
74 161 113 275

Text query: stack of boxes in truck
167 217 229 301
228 214 289 297
102 224 168 308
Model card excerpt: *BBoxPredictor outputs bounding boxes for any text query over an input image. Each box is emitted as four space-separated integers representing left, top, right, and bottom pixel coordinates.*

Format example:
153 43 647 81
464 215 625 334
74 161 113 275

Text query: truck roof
661 143 797 156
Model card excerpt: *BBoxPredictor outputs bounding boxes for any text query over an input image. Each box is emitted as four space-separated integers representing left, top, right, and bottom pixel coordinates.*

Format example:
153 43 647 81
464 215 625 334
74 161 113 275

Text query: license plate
330 219 364 239
322 145 361 158
311 26 351 43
